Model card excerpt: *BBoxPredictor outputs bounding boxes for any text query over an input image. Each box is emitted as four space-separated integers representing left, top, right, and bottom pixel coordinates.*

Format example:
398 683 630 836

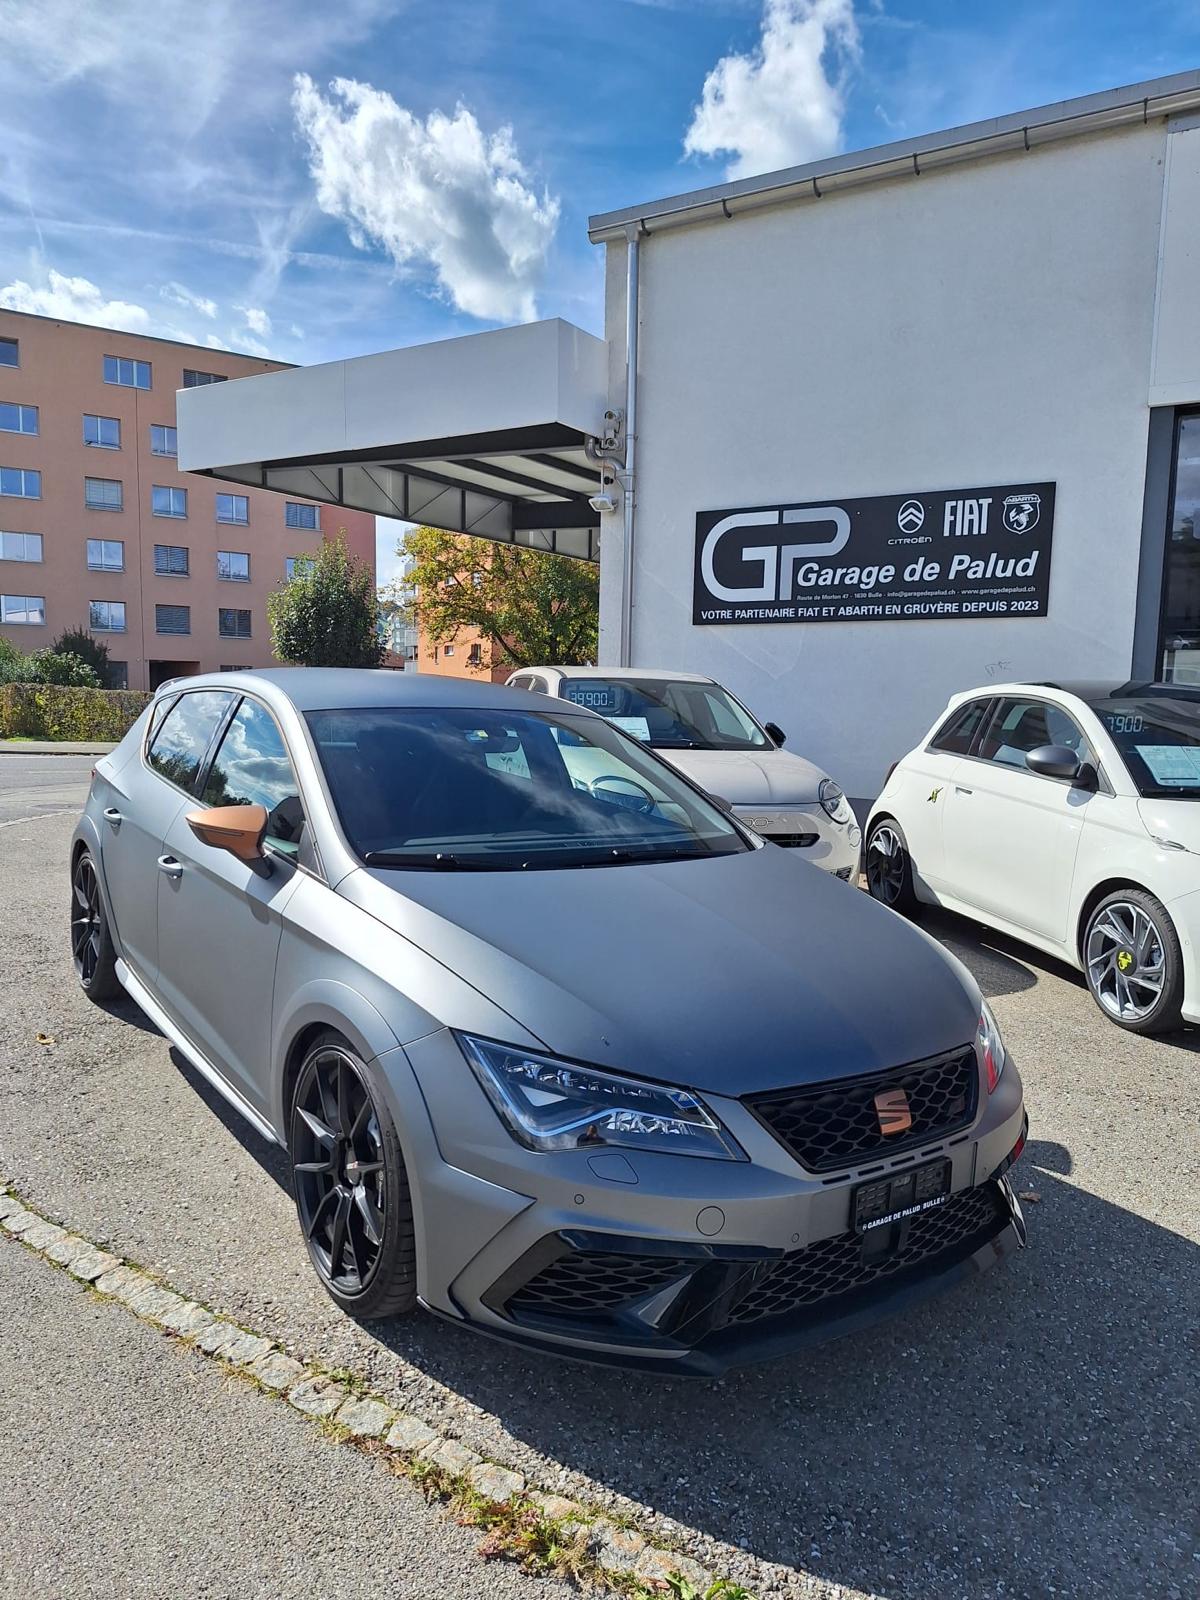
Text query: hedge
0 681 151 742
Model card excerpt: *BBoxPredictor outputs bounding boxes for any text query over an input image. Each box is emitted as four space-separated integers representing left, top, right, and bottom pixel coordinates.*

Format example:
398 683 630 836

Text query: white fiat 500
866 681 1200 1034
506 666 860 878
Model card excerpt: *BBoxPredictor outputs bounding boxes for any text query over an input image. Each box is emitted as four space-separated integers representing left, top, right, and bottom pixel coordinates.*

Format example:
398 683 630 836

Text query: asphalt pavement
1 758 1196 1600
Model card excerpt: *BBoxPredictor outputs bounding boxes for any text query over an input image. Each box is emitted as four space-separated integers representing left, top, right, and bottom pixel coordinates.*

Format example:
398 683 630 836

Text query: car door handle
103 807 123 825
156 855 184 879
955 785 973 795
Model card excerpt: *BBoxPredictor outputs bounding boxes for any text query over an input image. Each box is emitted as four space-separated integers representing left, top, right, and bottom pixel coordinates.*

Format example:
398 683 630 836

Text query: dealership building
180 69 1200 800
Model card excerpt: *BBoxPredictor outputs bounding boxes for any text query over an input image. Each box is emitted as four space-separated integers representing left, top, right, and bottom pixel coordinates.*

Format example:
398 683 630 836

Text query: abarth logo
874 1087 913 1137
928 787 942 803
1117 949 1134 972
1002 493 1041 533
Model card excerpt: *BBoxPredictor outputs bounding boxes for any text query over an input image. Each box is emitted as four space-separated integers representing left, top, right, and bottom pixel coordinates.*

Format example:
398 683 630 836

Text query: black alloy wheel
865 817 919 915
290 1033 416 1318
71 851 120 1000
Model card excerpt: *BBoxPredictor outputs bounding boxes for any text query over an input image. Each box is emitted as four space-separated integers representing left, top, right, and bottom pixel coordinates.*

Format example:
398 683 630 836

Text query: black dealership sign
693 482 1055 625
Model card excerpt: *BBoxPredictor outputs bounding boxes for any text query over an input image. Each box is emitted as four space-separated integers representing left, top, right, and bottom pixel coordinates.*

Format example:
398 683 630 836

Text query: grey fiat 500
71 669 1027 1374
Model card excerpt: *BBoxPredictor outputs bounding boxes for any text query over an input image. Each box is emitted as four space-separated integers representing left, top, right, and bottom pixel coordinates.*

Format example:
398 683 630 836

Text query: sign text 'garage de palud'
693 482 1056 626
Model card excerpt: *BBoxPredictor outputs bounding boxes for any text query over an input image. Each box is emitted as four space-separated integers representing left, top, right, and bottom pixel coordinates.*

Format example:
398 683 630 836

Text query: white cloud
292 74 560 323
161 281 218 318
236 305 272 337
684 0 860 180
0 268 153 332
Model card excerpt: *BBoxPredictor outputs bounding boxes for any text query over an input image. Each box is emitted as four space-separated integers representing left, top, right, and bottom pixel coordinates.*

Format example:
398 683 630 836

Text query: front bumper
732 804 861 878
383 1032 1027 1375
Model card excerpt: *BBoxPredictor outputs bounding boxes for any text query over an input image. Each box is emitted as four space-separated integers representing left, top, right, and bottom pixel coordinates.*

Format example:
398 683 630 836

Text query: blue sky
1 0 1197 582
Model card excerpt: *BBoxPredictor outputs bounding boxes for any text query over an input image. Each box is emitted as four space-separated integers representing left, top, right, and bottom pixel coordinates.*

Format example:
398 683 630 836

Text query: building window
149 424 177 456
215 493 249 525
0 337 17 368
218 607 252 639
83 414 121 449
285 502 319 530
84 476 122 511
0 531 42 562
1161 411 1200 684
107 660 129 690
182 369 227 387
218 664 249 672
285 555 313 581
0 593 44 625
155 603 190 635
0 403 38 436
0 467 41 499
217 550 249 582
89 599 126 633
151 485 187 519
103 355 151 389
154 543 189 576
87 539 125 572
468 642 482 666
443 645 455 657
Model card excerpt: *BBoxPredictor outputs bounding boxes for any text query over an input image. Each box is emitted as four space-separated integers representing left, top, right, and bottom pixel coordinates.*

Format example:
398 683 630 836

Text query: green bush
52 626 113 686
0 645 103 688
0 681 151 741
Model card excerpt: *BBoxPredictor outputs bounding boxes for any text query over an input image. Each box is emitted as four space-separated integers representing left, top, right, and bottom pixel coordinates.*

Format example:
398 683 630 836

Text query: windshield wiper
363 850 506 870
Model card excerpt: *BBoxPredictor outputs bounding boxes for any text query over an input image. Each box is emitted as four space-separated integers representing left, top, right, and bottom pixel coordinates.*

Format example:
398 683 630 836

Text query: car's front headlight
819 778 853 825
457 1035 745 1160
975 1001 1007 1093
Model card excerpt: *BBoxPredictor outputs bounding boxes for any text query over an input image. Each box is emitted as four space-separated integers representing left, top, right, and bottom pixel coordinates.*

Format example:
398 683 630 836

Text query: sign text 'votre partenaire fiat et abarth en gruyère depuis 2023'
692 482 1056 626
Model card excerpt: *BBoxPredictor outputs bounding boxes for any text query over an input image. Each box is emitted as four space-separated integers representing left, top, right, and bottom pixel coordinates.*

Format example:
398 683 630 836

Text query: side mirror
764 721 786 747
1025 744 1094 785
186 803 268 862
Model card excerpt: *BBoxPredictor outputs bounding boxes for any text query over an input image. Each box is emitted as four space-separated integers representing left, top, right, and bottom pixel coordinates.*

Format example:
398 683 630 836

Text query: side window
508 676 532 691
977 698 1092 770
147 691 233 792
203 698 305 853
929 698 992 756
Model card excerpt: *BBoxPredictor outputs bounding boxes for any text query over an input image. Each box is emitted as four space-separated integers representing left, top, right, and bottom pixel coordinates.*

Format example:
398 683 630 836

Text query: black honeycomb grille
726 1182 1005 1326
747 1047 978 1174
507 1252 686 1319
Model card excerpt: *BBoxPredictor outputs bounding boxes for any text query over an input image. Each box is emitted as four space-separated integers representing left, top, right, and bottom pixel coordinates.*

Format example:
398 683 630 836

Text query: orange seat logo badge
874 1087 913 1136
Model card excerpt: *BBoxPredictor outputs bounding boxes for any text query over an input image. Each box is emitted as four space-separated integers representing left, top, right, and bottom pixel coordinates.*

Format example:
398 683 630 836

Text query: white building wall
604 121 1172 799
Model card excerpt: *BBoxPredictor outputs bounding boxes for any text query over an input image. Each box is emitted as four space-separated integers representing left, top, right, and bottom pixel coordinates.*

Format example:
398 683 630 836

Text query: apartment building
417 620 510 681
0 309 374 690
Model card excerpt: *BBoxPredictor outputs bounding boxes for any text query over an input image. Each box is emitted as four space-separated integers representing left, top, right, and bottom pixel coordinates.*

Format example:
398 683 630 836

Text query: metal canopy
176 319 608 562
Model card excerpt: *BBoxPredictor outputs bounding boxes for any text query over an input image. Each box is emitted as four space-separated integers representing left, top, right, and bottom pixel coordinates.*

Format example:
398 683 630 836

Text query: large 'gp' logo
874 1087 912 1136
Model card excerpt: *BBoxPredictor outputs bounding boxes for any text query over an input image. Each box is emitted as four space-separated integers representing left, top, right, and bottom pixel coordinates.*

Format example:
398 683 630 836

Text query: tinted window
930 698 992 755
1090 696 1200 798
147 691 232 791
203 698 305 852
977 698 1091 769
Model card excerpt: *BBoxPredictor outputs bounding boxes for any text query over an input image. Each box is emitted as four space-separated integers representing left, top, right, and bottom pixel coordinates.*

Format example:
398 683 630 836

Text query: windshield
306 706 751 869
1089 697 1200 798
558 677 769 750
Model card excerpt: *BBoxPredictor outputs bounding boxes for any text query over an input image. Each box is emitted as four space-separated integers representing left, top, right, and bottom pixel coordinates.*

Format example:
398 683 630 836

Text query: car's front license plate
852 1158 952 1234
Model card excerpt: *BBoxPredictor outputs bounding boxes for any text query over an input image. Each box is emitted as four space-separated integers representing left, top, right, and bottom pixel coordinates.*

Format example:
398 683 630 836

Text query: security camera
588 490 617 514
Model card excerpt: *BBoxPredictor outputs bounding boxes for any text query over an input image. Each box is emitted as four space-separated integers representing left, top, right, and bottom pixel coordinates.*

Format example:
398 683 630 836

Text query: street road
1 765 1196 1600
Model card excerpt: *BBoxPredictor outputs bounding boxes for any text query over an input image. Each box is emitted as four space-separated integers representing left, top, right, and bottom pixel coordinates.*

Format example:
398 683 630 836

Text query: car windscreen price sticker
693 482 1055 626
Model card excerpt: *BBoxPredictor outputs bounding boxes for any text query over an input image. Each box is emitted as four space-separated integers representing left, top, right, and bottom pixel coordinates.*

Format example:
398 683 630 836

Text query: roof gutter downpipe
620 224 641 667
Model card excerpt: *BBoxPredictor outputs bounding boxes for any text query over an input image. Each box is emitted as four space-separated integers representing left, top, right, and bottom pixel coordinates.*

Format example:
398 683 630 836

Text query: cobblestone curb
0 1181 751 1600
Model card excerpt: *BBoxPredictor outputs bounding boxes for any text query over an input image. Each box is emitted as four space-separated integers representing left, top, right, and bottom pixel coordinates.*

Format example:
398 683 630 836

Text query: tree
401 525 598 671
53 626 113 686
267 533 384 668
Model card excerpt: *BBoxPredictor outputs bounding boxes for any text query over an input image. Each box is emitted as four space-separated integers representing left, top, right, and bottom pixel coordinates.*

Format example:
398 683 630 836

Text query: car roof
947 679 1200 707
516 665 718 685
155 668 593 714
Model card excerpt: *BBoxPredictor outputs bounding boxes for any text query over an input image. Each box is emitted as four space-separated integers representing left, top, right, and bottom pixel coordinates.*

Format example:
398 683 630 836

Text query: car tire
865 817 920 916
71 849 121 1001
289 1030 417 1319
1082 888 1184 1035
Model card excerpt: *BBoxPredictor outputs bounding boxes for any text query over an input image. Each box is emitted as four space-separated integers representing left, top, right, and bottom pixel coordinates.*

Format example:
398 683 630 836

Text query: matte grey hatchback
72 669 1028 1374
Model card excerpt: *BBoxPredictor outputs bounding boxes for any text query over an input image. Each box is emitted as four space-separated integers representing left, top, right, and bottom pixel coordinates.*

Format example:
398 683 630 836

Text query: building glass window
215 493 249 525
87 539 125 572
89 599 126 632
217 550 249 581
182 369 227 387
0 337 18 368
154 544 189 576
468 642 482 666
285 502 318 530
83 413 121 449
85 476 122 511
0 593 44 624
218 607 252 639
151 485 187 518
285 556 313 581
1162 412 1200 686
0 467 41 499
155 603 191 635
150 424 177 456
107 660 129 690
103 355 151 389
0 403 38 435
0 532 42 562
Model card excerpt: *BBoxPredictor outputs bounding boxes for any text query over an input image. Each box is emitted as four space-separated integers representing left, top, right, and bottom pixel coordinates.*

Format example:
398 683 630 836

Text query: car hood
340 847 980 1096
1136 797 1200 855
652 746 829 807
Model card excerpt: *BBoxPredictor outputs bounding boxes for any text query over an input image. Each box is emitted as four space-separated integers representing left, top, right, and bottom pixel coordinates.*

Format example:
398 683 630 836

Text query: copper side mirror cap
185 803 268 862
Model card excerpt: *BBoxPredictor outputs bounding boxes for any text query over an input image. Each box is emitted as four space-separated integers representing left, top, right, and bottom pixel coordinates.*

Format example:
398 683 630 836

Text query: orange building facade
0 309 374 690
